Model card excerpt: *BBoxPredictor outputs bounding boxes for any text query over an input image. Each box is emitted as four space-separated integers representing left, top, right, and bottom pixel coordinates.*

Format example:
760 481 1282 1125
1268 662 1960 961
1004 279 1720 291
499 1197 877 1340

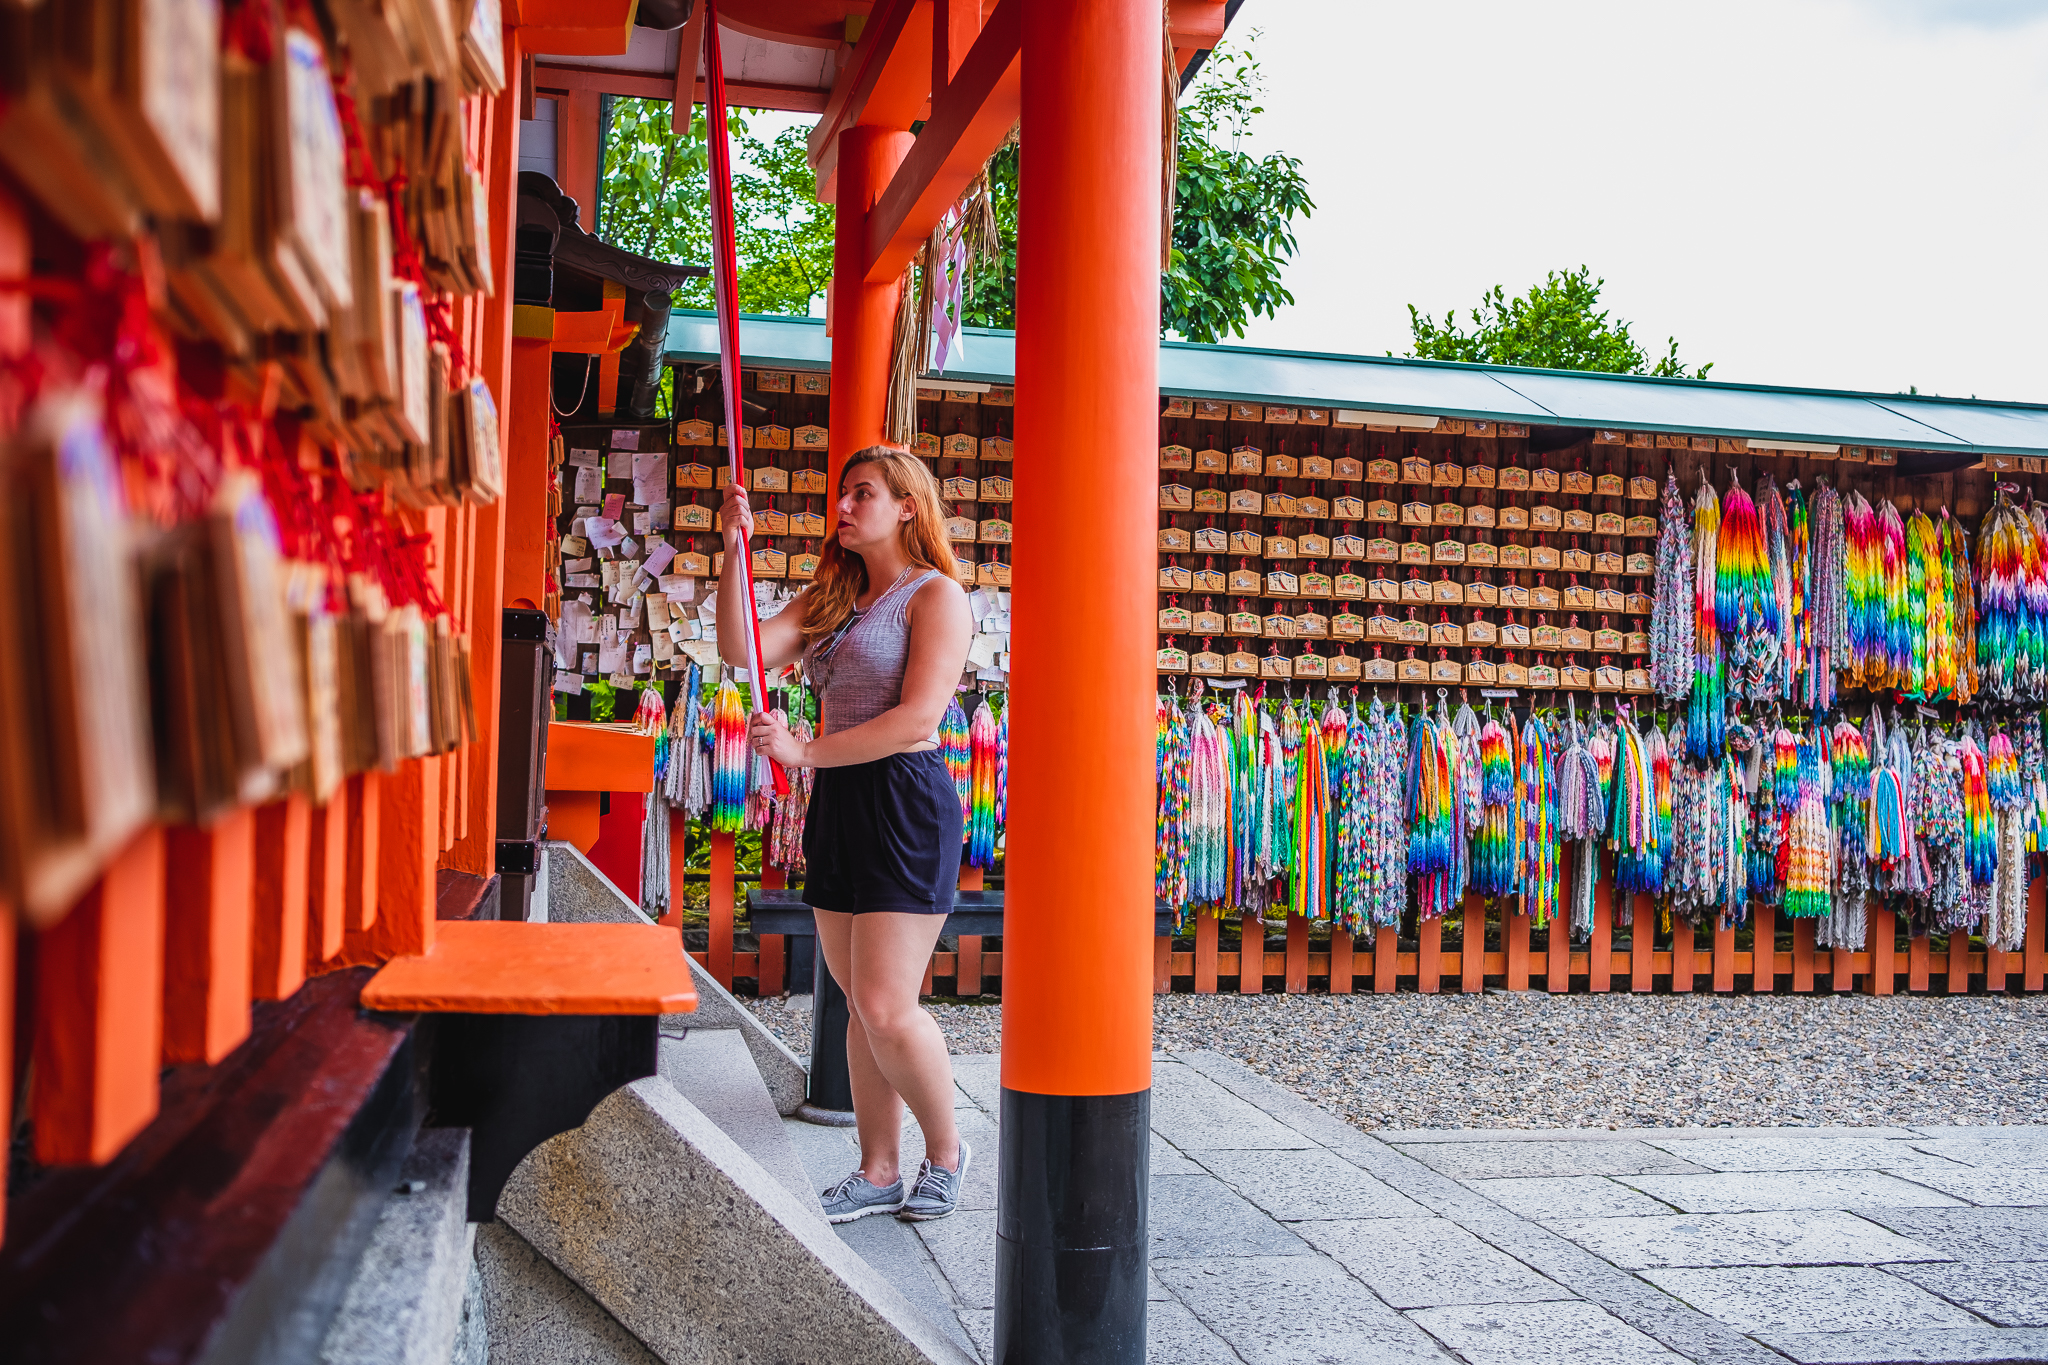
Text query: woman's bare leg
815 909 904 1183
815 908 961 1182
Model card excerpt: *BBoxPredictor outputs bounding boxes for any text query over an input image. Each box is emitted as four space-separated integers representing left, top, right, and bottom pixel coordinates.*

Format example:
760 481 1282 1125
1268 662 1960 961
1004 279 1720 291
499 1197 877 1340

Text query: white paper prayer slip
632 450 666 505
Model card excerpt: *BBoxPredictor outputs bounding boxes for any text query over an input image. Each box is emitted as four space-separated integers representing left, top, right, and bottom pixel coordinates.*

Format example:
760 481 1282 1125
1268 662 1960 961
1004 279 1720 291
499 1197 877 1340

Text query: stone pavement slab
1640 1266 1981 1335
795 1053 2048 1364
1545 1211 1948 1270
1397 1139 1704 1179
1642 1136 1973 1174
1406 1299 1690 1365
1897 1166 2048 1208
1858 1206 2048 1261
1155 1254 1455 1365
1465 1175 1678 1220
1887 1260 2048 1327
1620 1170 1968 1213
1296 1216 1574 1308
1195 1146 1429 1221
1151 1134 1202 1175
1150 1065 1318 1152
911 1209 996 1312
1909 1135 2048 1169
1754 1325 2048 1364
1150 1172 1314 1259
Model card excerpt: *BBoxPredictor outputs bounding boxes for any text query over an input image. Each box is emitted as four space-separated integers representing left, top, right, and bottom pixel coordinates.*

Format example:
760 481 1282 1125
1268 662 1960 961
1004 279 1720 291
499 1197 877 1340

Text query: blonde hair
799 445 955 641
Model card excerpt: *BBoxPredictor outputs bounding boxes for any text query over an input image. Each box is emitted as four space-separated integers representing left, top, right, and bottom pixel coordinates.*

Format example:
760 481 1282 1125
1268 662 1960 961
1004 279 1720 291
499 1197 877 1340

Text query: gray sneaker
820 1170 906 1223
898 1140 971 1222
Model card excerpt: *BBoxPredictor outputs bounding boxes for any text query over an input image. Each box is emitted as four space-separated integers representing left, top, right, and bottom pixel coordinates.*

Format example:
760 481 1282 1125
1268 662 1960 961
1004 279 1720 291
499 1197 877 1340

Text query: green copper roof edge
663 308 2048 455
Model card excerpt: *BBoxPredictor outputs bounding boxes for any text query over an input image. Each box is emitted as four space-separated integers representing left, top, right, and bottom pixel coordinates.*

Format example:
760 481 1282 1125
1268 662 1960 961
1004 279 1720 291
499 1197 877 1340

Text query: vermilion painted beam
809 0 932 196
864 0 1020 283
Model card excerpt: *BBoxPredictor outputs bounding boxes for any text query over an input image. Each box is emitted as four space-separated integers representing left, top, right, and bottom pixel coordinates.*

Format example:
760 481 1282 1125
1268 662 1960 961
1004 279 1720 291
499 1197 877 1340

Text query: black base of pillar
994 1088 1150 1365
805 939 855 1114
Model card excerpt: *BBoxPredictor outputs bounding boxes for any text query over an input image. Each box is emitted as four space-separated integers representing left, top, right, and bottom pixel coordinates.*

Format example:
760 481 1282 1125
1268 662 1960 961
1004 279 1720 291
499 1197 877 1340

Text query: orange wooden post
0 893 10 1242
1240 912 1263 994
1832 943 1855 994
344 772 382 934
1285 913 1309 993
1947 928 1970 995
826 121 914 500
343 755 440 964
1713 915 1735 993
1505 909 1530 990
163 809 256 1066
1909 930 1932 991
708 830 736 986
1417 916 1441 994
759 863 787 995
661 804 690 931
1546 916 1570 993
502 334 556 609
1153 934 1171 995
1866 904 1896 995
1330 921 1353 994
1752 900 1776 993
2027 874 2045 991
1631 895 1655 992
1669 916 1694 993
921 954 936 998
1589 880 1612 993
1194 913 1218 993
306 796 349 968
1984 939 2007 994
956 863 983 995
1374 925 1398 994
1461 896 1484 994
32 827 166 1164
250 794 311 1002
1793 917 1817 991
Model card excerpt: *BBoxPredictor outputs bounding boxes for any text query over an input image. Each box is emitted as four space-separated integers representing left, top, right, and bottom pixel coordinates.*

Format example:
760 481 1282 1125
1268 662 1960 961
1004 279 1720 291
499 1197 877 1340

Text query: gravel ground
743 990 2048 1131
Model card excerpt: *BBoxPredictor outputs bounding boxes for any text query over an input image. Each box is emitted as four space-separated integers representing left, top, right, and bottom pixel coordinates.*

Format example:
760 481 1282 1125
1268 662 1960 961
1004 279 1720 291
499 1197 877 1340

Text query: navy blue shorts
802 749 962 915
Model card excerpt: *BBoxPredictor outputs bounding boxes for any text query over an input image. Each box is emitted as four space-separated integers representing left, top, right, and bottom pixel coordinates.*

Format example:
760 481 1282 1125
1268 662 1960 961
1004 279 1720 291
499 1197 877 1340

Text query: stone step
658 1028 819 1218
499 1077 978 1365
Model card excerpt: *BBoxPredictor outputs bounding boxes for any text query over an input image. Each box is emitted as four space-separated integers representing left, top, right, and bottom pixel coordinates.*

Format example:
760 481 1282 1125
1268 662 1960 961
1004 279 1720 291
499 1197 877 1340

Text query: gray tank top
803 568 945 739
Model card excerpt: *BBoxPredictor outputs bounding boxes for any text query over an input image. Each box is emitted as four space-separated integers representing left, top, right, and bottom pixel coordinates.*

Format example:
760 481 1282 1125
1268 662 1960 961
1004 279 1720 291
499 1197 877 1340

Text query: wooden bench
362 919 696 1218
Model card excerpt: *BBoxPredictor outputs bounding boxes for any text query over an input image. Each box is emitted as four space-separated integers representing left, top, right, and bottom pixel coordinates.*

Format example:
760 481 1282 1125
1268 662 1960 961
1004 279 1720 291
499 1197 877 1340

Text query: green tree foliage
593 29 1313 340
1407 267 1713 379
596 100 835 315
958 34 1314 342
1159 39 1314 343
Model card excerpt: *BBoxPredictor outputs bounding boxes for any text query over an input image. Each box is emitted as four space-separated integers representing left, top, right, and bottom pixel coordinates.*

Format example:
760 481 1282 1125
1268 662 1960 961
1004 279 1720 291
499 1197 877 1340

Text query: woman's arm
716 483 808 670
750 573 973 768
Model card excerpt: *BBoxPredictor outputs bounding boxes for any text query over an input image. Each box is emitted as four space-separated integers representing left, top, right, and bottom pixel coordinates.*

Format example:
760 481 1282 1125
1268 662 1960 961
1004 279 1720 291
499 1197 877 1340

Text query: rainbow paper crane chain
968 697 1001 870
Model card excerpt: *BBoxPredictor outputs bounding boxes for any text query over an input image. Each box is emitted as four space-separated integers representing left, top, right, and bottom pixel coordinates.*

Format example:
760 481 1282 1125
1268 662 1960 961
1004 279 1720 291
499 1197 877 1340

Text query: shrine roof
664 308 2048 460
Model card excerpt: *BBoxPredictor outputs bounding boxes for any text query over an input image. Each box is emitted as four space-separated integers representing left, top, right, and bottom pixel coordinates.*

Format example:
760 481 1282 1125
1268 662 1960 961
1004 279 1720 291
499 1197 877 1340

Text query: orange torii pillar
998 2 1159 1360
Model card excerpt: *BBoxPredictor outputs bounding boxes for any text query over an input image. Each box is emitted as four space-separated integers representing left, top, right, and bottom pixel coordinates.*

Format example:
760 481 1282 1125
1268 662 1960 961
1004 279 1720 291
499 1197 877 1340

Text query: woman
718 443 975 1223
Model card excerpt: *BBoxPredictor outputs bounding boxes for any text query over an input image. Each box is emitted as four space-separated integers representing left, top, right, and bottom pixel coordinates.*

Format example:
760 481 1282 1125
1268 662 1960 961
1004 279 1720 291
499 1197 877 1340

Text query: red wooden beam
810 0 933 197
864 0 1020 283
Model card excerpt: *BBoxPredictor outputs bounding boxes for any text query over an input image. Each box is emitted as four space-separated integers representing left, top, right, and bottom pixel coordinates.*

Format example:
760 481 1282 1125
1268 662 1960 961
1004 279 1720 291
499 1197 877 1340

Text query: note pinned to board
602 492 627 521
573 465 601 503
632 450 666 505
568 447 601 467
611 429 642 451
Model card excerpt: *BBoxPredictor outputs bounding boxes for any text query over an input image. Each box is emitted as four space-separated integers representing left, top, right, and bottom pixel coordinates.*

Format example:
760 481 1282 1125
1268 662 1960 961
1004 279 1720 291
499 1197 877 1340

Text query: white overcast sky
1213 0 2048 402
